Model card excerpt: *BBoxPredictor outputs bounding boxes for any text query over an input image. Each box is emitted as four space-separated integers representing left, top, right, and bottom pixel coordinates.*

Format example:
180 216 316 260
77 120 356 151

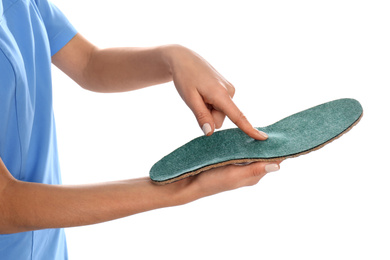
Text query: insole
150 98 363 185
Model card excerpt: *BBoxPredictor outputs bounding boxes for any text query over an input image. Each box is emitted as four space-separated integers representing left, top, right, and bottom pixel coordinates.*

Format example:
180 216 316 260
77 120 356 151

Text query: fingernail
257 130 268 139
265 163 280 173
202 123 212 136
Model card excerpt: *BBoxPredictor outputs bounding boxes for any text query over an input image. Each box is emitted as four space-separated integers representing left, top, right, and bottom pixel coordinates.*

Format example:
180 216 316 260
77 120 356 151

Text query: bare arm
0 158 280 234
0 33 284 235
52 34 267 140
51 34 172 93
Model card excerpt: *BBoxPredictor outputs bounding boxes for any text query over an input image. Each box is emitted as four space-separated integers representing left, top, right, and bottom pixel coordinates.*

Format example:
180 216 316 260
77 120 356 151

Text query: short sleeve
34 0 77 56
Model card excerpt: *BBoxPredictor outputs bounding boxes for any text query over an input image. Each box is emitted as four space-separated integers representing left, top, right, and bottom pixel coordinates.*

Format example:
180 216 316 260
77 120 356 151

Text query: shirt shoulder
33 0 77 55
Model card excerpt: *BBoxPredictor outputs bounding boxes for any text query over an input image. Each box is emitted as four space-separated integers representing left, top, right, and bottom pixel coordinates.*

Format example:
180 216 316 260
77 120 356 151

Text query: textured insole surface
150 98 363 185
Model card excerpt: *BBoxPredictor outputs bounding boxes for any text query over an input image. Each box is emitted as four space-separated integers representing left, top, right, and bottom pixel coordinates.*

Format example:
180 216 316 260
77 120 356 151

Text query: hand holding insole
150 98 363 185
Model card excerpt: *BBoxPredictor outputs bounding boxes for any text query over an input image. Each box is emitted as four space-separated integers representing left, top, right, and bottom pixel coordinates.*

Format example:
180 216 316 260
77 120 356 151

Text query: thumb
237 161 280 187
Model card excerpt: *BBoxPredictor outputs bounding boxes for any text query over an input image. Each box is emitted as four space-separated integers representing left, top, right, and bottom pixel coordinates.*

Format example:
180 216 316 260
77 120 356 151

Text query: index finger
215 97 268 140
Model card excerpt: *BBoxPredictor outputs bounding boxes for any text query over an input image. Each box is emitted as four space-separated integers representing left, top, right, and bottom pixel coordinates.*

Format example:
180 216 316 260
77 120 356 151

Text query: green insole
150 98 363 185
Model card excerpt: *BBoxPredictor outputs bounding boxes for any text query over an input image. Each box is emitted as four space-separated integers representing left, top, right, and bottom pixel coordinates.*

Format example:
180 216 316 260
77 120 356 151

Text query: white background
51 0 389 259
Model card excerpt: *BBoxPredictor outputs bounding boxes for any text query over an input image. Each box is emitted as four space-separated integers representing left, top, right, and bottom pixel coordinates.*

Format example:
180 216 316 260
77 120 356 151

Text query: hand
172 161 281 204
53 36 266 140
165 45 268 140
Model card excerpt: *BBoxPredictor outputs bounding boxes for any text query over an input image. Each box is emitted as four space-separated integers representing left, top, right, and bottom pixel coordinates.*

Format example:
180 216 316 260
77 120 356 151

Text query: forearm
53 34 267 139
0 155 279 234
1 176 193 234
83 45 176 92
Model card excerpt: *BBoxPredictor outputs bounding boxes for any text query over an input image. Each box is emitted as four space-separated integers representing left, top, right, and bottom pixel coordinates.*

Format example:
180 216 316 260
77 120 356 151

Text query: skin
0 34 280 234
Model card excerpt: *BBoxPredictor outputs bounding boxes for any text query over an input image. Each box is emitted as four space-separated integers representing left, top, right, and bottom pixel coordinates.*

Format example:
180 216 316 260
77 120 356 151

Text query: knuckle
226 82 235 97
194 110 209 122
207 89 228 105
214 86 229 97
233 111 248 125
250 166 263 178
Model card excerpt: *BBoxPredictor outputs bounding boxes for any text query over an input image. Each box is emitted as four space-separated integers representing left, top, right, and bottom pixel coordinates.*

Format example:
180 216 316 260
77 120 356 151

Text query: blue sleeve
35 0 78 56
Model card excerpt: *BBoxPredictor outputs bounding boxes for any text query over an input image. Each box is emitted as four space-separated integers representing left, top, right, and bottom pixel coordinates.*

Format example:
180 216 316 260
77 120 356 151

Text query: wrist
159 44 192 76
150 177 205 208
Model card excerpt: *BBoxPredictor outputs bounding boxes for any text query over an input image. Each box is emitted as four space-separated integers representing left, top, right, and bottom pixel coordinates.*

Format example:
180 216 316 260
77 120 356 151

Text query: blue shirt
0 0 77 258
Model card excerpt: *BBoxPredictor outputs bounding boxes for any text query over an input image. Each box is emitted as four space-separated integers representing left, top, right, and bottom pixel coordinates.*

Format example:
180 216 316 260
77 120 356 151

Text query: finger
191 161 281 197
240 161 280 177
215 97 268 140
219 161 280 189
188 93 215 136
211 109 225 129
240 161 280 186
